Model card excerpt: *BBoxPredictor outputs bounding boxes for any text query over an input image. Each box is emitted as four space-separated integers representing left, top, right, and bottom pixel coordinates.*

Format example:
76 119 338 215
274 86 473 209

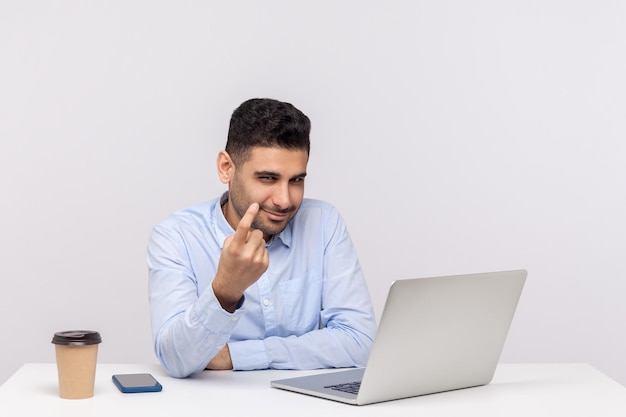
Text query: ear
216 151 234 184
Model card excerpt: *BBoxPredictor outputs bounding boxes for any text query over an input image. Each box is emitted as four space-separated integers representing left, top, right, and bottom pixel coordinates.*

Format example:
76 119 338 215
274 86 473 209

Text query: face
218 146 308 240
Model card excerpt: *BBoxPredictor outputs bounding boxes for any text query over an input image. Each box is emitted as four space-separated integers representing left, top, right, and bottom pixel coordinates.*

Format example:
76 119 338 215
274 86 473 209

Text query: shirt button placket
258 273 276 335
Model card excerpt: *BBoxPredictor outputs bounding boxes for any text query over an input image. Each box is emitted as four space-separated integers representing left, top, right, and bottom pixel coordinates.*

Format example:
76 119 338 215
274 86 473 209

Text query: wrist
212 280 243 313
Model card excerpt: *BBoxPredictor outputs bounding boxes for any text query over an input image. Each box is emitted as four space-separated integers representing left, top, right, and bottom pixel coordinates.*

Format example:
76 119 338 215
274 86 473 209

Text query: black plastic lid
51 330 102 346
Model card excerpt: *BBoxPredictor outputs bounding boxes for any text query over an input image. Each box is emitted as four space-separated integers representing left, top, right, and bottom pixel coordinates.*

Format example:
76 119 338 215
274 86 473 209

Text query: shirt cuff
190 287 246 336
229 339 269 370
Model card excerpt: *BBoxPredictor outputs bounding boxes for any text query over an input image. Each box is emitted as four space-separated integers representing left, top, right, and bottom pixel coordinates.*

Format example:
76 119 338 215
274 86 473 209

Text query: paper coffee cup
51 330 102 399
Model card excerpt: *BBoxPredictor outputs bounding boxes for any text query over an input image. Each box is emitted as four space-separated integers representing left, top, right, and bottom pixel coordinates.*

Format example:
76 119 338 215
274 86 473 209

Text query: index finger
231 203 259 244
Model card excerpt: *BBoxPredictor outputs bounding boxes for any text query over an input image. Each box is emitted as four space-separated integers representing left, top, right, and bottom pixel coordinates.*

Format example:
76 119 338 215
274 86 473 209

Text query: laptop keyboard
325 381 361 395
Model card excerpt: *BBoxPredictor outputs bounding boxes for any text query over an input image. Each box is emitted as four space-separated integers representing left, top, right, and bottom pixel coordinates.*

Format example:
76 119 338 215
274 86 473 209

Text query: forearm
153 290 244 378
229 317 376 371
206 344 233 370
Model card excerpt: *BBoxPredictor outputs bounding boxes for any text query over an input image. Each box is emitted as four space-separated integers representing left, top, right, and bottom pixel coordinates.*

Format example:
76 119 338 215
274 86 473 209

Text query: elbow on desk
157 356 205 379
153 341 207 379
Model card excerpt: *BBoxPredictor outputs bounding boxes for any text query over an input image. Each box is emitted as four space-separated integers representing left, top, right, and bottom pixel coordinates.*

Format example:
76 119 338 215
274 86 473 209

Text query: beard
227 186 298 238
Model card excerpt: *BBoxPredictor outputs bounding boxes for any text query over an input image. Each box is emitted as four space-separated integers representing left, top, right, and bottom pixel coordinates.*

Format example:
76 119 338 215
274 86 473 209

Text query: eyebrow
255 170 307 179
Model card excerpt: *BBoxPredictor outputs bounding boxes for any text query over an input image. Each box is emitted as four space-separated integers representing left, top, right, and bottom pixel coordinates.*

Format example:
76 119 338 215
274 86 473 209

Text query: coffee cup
51 330 102 399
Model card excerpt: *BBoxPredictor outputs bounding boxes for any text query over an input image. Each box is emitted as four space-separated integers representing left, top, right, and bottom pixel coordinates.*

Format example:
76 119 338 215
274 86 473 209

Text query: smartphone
112 373 162 393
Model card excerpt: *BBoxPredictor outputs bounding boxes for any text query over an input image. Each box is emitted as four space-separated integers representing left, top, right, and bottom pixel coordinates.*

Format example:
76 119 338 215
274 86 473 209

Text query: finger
245 229 266 255
252 237 270 270
231 203 259 245
261 243 269 266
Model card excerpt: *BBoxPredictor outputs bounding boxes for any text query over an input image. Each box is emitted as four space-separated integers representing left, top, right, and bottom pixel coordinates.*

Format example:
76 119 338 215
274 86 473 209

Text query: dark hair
226 98 311 164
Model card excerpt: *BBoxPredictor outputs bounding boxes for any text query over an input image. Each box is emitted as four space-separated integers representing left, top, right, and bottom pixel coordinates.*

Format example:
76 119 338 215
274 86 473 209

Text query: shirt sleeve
147 223 244 378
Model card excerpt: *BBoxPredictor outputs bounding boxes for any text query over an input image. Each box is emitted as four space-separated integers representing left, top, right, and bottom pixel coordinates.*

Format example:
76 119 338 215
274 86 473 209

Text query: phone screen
112 373 162 393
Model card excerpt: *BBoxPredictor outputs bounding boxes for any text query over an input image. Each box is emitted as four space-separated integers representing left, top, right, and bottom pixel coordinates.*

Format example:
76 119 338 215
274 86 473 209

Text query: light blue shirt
147 194 377 378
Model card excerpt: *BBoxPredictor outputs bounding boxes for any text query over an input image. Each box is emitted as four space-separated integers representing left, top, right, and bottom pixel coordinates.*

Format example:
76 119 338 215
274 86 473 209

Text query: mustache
260 205 293 214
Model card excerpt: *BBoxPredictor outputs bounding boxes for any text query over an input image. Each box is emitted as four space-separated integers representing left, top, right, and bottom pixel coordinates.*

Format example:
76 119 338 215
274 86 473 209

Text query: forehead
240 146 308 173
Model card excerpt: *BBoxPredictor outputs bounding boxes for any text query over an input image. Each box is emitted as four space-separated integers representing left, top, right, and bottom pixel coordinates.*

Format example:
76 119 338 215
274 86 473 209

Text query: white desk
0 363 625 416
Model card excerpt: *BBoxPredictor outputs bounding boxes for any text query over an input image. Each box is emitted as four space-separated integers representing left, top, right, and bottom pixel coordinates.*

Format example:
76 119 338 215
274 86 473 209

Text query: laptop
271 269 527 405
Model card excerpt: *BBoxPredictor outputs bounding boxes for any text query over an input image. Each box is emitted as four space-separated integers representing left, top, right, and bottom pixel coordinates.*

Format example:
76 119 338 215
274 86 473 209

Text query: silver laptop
271 269 527 405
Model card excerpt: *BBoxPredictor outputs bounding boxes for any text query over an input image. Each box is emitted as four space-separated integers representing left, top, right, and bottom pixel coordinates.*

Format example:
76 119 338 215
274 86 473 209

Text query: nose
271 182 290 209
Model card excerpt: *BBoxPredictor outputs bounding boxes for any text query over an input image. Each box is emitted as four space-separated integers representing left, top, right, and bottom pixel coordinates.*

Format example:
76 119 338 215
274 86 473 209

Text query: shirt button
263 298 270 306
231 316 239 321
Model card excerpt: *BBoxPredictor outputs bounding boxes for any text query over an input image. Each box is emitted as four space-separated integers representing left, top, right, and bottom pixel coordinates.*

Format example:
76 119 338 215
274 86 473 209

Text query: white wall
1 1 624 386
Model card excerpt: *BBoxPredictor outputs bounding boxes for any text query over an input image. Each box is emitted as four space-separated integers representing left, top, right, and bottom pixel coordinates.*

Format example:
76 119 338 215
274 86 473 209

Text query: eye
291 177 305 184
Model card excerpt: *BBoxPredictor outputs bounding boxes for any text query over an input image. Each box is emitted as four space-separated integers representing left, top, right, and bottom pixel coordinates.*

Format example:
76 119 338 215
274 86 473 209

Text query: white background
1 1 624 387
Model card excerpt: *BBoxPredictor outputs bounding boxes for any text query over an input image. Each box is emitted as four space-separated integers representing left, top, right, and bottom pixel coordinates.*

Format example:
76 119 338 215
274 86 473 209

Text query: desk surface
1 363 625 416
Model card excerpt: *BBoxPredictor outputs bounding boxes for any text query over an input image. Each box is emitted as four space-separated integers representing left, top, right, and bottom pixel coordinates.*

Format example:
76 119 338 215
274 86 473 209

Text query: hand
213 203 269 312
206 345 233 370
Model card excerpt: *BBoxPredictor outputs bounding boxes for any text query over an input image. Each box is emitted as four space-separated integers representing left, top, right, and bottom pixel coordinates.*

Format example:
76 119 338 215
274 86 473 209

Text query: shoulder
153 198 219 233
287 198 354 248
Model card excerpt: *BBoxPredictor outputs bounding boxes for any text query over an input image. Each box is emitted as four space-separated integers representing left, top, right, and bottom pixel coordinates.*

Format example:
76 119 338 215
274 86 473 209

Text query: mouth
261 207 290 222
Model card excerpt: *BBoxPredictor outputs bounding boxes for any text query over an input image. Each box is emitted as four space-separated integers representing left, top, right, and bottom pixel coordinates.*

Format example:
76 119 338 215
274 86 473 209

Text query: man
147 98 376 378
